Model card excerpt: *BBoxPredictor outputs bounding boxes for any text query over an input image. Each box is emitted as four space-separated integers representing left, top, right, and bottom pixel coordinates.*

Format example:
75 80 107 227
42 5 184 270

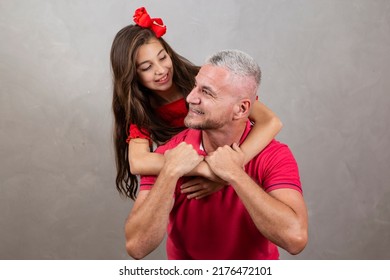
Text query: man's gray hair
206 49 261 88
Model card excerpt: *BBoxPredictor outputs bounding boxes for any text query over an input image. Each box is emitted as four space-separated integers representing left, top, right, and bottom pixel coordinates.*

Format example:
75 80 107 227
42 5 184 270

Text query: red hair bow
133 7 167 38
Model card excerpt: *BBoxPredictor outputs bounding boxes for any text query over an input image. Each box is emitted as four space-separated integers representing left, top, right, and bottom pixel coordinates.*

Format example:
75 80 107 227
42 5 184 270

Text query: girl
111 7 282 200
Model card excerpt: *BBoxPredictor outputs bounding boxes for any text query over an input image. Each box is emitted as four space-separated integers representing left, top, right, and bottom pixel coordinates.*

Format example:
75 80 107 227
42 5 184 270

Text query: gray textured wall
1 0 389 260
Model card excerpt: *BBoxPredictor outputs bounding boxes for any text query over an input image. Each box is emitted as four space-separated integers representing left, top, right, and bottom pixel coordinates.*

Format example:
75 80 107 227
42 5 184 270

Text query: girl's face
136 38 174 93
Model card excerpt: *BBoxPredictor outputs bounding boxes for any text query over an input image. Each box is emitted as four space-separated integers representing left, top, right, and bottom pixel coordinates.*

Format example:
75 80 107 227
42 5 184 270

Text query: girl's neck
152 84 183 107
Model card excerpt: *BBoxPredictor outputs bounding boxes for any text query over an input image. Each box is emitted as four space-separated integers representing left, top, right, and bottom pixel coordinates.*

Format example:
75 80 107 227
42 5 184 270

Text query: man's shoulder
254 139 294 161
265 139 289 150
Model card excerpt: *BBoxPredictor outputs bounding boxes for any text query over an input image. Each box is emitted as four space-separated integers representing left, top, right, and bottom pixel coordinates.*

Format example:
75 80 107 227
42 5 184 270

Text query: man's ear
233 99 251 120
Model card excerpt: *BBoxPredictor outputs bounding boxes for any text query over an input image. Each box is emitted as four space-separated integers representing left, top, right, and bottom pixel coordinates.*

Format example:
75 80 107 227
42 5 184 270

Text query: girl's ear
233 99 251 120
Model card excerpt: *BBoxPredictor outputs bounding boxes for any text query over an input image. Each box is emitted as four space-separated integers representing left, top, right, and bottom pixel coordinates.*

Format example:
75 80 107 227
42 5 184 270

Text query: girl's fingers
180 178 202 189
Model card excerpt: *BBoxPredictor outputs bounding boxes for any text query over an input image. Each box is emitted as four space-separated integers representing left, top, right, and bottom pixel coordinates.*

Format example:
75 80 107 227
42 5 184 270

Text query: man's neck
201 122 247 154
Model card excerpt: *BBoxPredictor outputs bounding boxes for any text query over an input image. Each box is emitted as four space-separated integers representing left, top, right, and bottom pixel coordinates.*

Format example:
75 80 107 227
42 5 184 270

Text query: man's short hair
206 49 261 91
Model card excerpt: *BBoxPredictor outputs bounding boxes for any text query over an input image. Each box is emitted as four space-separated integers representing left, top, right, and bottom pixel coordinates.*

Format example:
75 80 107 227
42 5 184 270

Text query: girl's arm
240 100 283 164
128 138 164 175
128 138 218 180
127 101 283 175
128 138 223 200
129 101 282 198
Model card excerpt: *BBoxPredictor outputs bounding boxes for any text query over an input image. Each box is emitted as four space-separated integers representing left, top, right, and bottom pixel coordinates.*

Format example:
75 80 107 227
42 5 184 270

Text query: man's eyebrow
202 85 217 96
202 85 214 92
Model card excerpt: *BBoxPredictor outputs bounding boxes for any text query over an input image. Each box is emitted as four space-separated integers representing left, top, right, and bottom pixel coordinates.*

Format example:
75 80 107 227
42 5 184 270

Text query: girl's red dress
126 98 187 143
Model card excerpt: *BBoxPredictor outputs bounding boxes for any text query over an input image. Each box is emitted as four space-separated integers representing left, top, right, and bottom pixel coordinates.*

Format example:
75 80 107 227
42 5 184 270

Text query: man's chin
184 119 202 130
184 121 198 129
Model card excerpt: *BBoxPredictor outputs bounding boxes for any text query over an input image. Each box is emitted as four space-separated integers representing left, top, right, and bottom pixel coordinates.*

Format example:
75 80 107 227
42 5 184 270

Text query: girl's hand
180 177 225 199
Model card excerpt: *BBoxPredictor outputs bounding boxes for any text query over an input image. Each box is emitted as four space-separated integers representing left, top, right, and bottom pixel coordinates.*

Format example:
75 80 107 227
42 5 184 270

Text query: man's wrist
222 167 247 186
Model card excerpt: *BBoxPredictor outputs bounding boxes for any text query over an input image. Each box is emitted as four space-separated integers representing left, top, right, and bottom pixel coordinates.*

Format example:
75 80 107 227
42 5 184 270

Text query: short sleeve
140 175 156 191
261 144 302 194
126 124 152 145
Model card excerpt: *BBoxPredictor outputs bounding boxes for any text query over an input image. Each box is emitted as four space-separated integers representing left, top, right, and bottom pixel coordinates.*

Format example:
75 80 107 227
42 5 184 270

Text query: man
125 50 308 260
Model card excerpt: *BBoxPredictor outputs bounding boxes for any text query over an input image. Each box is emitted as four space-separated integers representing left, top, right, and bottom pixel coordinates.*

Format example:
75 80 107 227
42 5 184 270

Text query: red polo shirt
140 121 302 259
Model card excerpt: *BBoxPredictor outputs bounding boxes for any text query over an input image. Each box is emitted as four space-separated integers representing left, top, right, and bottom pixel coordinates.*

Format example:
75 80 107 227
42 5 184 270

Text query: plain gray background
1 0 389 260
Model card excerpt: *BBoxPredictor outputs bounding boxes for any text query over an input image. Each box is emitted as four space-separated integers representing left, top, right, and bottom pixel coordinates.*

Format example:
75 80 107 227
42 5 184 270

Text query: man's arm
125 143 204 259
205 143 308 255
228 172 307 254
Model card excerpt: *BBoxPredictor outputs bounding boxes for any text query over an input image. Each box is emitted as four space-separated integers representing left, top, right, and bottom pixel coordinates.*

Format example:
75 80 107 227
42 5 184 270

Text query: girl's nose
154 63 164 75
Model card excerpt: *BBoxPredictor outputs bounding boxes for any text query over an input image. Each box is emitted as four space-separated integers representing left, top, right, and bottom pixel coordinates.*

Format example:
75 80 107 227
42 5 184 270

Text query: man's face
184 64 237 130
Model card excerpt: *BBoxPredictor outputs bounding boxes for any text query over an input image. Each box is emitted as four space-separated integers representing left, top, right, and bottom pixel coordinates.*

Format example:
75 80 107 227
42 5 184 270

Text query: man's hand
205 143 245 182
163 142 204 178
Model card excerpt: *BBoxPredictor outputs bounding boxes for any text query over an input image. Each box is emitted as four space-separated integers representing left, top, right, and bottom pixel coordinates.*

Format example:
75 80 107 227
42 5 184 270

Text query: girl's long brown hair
110 25 200 200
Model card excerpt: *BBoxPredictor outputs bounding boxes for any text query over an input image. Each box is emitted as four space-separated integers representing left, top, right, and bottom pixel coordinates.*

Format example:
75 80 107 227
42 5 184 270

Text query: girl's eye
159 54 167 61
140 65 152 71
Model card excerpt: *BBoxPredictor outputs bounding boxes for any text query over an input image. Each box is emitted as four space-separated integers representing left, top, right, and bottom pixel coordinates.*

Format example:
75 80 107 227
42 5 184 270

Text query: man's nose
186 87 200 104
